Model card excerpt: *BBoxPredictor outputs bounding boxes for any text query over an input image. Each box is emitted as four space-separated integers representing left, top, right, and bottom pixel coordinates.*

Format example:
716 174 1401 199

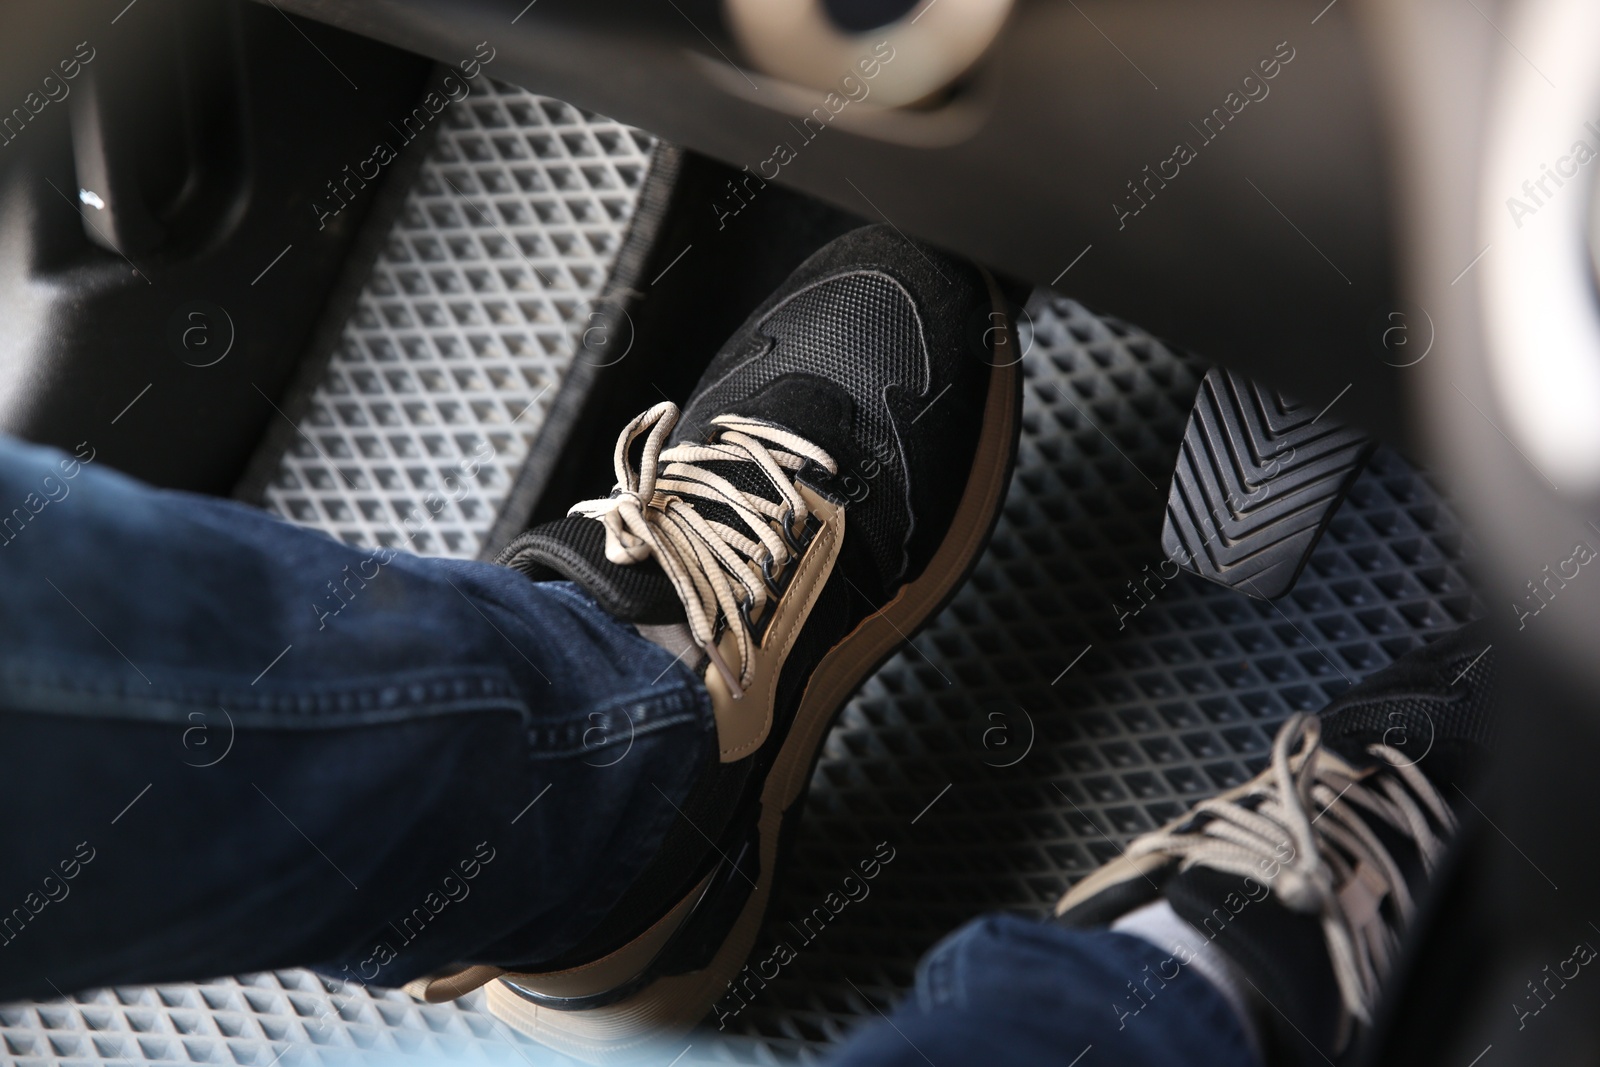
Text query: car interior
0 0 1594 1063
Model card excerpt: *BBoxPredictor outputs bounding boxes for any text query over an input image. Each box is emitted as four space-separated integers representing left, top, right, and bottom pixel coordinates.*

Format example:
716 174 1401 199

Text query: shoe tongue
687 458 788 533
494 516 687 625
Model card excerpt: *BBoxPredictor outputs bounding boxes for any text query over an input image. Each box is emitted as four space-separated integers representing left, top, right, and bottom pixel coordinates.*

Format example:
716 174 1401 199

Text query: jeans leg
0 435 713 999
828 915 1262 1067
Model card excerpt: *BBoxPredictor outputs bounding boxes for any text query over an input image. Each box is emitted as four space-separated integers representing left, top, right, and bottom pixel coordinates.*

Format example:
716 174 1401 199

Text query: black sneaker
415 224 1022 1058
1054 624 1498 1066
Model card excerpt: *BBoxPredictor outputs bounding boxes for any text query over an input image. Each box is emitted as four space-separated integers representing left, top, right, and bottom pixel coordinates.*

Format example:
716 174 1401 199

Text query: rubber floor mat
0 300 1479 1062
256 78 655 559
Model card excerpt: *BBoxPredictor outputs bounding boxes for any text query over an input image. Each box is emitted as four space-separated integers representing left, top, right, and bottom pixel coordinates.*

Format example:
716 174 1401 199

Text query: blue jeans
0 435 1258 1066
829 916 1261 1067
0 434 713 998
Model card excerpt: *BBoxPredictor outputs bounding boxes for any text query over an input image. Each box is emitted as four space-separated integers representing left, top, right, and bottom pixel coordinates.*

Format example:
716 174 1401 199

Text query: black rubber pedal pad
1161 368 1375 600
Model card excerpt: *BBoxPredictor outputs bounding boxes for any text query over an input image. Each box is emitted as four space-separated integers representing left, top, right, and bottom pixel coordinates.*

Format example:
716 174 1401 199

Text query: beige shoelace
569 401 837 698
1126 712 1455 1025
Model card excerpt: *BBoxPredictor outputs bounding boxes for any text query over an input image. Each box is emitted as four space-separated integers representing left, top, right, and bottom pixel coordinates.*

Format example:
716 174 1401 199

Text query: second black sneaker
1054 624 1498 1066
408 224 1022 1060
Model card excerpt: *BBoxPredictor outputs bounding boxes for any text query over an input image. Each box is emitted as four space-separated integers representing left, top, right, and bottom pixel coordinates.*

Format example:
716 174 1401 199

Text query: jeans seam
0 661 536 730
525 685 710 760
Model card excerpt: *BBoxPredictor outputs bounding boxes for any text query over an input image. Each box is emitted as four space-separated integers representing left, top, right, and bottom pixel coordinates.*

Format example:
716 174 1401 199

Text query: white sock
1111 899 1263 1058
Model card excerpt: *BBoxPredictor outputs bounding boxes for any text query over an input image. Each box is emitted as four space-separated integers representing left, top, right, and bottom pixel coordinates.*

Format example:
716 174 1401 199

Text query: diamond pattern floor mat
257 77 655 558
1 282 1480 1061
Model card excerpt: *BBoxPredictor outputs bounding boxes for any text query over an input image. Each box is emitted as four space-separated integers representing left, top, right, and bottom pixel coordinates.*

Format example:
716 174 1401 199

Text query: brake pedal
1161 368 1374 600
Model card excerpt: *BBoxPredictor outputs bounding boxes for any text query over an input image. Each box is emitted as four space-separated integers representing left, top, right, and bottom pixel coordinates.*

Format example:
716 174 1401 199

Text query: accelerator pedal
1161 367 1375 600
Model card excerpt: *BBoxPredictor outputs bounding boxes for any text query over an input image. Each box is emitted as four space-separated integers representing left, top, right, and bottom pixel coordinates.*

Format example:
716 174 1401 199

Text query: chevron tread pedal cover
1161 367 1375 600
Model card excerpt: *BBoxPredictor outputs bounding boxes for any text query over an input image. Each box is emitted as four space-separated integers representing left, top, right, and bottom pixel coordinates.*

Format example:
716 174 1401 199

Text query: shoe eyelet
780 510 818 554
760 555 784 597
738 590 778 642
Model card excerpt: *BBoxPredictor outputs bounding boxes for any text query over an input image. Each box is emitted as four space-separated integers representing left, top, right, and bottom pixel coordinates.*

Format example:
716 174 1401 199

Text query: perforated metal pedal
1161 367 1375 600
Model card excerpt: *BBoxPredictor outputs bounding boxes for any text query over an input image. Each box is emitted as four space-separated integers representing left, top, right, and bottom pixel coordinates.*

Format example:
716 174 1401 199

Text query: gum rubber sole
485 274 1023 1063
